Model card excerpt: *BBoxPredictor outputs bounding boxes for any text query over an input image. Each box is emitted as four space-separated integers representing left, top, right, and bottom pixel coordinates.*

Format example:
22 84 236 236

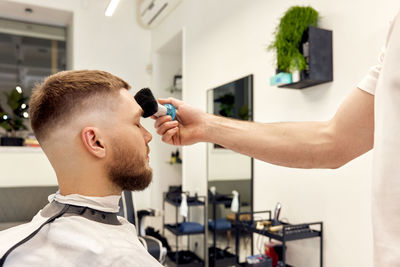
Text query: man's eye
136 124 141 128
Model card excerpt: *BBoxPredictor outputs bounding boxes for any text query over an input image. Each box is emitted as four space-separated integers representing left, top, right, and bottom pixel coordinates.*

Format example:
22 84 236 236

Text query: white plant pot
292 70 300 83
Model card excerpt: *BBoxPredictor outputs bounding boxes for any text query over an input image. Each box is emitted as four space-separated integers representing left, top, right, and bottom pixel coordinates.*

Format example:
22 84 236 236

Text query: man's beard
106 140 152 191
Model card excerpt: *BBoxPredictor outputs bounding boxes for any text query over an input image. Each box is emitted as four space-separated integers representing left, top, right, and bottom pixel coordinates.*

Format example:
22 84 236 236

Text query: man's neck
57 174 121 197
59 187 121 197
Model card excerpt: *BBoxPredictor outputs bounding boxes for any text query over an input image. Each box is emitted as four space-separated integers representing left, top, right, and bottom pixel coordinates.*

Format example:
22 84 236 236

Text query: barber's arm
154 88 374 169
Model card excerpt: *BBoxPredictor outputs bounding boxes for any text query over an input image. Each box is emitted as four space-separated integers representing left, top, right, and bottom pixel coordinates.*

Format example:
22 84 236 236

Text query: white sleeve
357 11 399 95
357 47 385 95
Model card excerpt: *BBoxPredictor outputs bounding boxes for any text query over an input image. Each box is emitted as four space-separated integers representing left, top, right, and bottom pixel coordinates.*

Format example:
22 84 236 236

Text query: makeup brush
134 88 176 120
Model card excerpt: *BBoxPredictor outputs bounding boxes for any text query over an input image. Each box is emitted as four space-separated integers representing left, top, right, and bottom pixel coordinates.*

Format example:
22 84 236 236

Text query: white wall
144 31 183 212
0 147 56 186
151 1 398 266
0 0 152 209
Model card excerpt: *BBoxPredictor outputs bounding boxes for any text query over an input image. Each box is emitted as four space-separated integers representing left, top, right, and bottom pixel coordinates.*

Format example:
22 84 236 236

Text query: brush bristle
134 88 159 118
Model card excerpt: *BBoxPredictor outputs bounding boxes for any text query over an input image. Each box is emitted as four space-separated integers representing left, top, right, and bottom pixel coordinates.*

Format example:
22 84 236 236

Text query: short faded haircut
29 70 131 142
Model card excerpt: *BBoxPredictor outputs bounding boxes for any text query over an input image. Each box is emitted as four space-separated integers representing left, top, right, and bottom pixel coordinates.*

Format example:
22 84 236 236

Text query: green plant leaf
239 104 249 120
9 89 25 111
0 121 11 132
269 6 319 72
13 118 27 131
1 88 29 133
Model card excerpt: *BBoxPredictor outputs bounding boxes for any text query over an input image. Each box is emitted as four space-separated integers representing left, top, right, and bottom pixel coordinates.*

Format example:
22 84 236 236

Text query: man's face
105 89 153 191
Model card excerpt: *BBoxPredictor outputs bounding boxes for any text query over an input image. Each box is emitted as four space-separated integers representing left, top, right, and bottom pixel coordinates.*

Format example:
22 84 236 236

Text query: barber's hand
153 98 209 146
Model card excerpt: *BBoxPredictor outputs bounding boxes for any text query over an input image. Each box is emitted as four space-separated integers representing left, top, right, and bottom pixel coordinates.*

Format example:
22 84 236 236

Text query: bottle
171 152 176 164
176 149 182 164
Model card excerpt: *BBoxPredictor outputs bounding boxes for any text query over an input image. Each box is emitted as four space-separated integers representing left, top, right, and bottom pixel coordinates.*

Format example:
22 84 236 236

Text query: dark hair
29 70 130 141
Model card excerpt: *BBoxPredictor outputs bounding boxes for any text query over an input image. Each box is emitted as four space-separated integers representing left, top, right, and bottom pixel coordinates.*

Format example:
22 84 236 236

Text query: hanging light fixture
15 85 22 94
105 0 120 17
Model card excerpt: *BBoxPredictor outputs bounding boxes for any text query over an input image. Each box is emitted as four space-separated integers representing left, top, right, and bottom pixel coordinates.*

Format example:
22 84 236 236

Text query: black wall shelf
278 26 333 89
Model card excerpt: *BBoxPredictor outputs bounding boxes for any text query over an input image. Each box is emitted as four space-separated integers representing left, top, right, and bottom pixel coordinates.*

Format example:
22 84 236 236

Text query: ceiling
0 1 72 27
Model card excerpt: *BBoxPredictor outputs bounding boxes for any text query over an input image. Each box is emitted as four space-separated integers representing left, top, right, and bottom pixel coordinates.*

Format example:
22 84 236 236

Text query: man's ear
81 127 106 159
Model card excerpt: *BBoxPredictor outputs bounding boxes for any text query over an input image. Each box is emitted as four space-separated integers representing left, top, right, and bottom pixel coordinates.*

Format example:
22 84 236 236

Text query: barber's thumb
158 97 182 107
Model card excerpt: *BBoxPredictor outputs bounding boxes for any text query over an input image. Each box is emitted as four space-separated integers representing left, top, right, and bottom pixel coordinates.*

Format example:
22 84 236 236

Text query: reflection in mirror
207 75 253 265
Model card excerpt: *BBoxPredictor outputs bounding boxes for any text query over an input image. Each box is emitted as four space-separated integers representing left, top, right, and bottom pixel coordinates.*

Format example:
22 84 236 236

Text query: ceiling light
23 112 29 118
3 115 8 120
16 86 22 94
105 0 120 17
21 104 27 109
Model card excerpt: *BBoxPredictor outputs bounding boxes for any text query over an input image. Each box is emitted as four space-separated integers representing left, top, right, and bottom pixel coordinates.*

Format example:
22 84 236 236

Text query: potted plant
0 87 29 146
268 6 319 81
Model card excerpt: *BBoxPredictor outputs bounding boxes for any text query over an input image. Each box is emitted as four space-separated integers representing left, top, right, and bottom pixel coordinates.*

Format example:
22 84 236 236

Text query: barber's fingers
151 114 168 121
158 97 184 108
162 127 179 144
156 120 179 136
154 115 173 129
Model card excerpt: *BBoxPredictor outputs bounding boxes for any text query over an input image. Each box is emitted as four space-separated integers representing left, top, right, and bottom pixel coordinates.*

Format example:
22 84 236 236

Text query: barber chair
118 191 167 264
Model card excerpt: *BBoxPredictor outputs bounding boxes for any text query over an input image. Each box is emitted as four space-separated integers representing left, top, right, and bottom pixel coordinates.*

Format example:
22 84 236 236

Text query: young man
0 70 161 266
153 11 400 266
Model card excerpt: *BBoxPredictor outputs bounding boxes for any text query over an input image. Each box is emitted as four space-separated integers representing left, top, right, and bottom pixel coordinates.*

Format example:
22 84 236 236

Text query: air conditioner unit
138 0 182 29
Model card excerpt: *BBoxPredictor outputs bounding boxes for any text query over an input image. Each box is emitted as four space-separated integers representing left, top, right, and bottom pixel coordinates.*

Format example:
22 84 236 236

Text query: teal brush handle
163 104 176 120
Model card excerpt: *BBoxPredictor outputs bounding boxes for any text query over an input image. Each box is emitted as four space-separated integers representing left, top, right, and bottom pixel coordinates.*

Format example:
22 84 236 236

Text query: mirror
207 75 253 265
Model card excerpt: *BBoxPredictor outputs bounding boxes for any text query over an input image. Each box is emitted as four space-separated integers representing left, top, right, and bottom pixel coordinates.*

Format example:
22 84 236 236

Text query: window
0 18 66 138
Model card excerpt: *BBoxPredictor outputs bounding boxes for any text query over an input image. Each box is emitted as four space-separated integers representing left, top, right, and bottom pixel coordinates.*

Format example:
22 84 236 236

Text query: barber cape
0 192 162 267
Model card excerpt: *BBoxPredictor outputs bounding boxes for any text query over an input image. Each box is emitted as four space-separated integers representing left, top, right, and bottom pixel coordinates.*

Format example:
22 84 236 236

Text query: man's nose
143 127 152 143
